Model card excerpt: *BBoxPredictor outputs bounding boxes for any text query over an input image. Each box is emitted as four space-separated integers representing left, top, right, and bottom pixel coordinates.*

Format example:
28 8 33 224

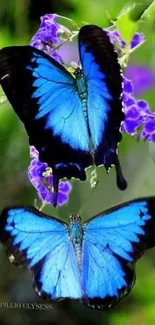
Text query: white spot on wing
1 73 9 80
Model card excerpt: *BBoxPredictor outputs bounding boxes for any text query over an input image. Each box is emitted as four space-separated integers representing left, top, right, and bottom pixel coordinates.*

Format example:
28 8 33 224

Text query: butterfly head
73 67 82 79
69 214 81 223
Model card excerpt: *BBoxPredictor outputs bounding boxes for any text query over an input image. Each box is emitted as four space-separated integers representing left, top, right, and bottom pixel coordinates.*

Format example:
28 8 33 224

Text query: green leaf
130 1 153 21
141 1 155 22
115 1 154 43
149 142 155 163
115 2 137 43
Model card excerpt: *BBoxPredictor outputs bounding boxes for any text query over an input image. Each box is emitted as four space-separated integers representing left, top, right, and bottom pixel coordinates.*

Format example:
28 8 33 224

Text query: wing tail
95 133 127 190
115 155 127 190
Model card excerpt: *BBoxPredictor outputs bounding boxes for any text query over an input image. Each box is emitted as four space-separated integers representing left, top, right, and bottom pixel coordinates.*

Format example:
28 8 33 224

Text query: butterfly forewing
0 45 92 205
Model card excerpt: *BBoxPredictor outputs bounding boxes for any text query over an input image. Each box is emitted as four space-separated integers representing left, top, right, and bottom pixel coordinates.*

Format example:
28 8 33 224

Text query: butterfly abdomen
68 215 83 269
75 69 88 122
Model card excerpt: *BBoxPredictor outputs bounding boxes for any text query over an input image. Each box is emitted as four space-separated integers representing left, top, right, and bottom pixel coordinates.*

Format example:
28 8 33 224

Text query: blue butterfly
1 197 155 309
0 25 127 205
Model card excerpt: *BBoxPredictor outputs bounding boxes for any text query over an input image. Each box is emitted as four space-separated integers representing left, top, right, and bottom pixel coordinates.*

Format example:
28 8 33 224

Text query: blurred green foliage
0 0 155 324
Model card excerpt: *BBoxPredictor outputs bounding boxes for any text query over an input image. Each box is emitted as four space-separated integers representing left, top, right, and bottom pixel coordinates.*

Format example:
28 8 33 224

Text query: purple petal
39 27 57 43
122 92 128 102
131 33 144 49
38 189 49 201
30 37 43 50
31 27 59 45
30 146 39 159
123 77 133 94
58 181 72 192
47 175 54 186
39 189 53 203
137 100 151 113
107 29 125 47
125 105 140 120
124 95 136 107
57 191 69 206
35 182 47 192
123 119 140 134
28 161 47 179
141 130 147 139
40 14 57 28
144 120 155 134
151 134 155 142
125 64 155 96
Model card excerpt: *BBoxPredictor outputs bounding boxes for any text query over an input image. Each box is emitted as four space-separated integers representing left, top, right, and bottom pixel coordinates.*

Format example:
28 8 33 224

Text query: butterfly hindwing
79 25 126 190
0 207 82 300
82 197 155 309
0 46 92 204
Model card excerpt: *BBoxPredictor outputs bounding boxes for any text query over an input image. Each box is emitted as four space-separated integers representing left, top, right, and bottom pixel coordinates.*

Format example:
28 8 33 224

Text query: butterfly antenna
115 155 127 190
53 174 59 207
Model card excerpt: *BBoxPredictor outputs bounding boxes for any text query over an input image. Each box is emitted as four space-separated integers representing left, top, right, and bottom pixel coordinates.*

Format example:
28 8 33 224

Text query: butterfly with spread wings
1 197 155 309
0 25 127 205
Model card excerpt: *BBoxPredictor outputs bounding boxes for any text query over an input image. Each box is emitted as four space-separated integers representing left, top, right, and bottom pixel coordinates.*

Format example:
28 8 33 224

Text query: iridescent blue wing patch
0 207 82 300
79 25 127 190
82 197 155 309
0 46 92 205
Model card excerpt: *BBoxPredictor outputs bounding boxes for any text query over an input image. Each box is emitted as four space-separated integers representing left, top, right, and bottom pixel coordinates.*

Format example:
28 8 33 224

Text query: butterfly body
75 69 88 122
1 197 155 309
0 25 127 205
68 215 83 269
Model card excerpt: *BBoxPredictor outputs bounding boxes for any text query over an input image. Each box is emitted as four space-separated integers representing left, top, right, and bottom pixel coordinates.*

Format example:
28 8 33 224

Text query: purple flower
30 14 63 63
123 94 155 139
106 29 126 47
28 146 72 206
107 29 144 49
107 28 155 141
122 62 155 139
